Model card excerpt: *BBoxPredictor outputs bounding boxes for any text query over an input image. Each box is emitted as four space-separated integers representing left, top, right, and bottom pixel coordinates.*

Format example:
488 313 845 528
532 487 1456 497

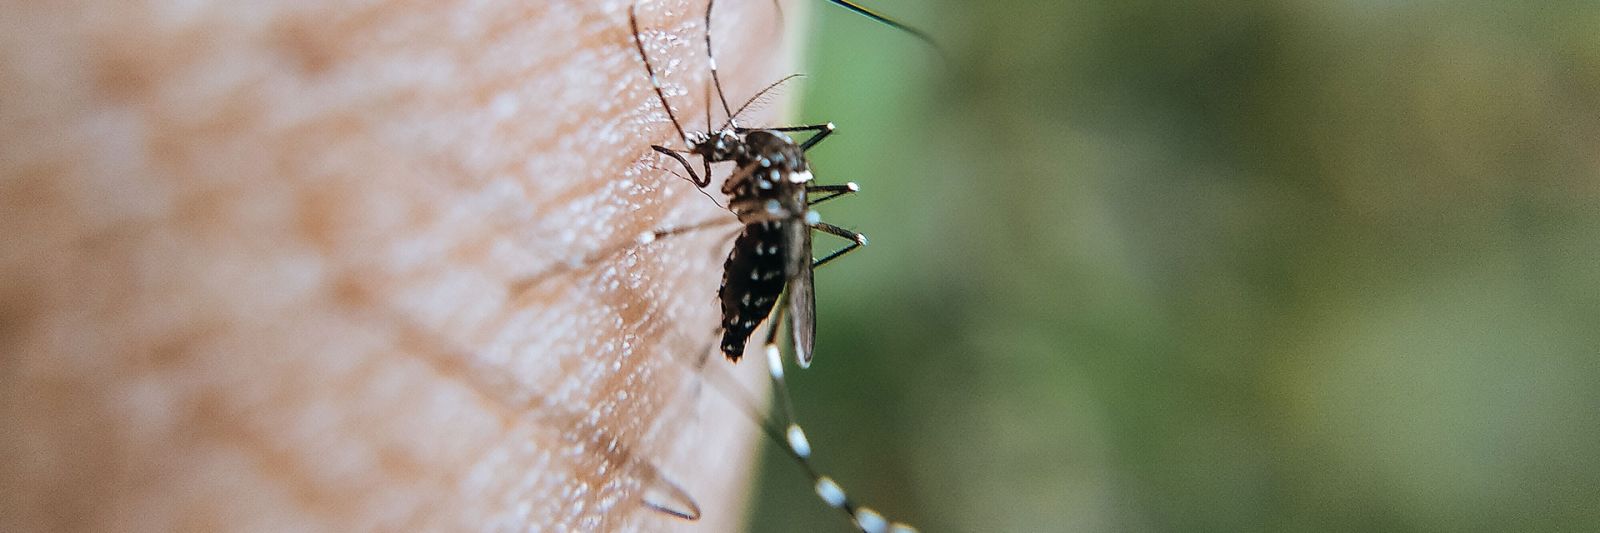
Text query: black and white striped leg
806 182 859 207
630 6 691 147
633 4 718 192
805 183 865 267
518 217 741 290
635 217 741 246
759 303 917 533
811 221 866 269
703 0 736 124
742 122 836 151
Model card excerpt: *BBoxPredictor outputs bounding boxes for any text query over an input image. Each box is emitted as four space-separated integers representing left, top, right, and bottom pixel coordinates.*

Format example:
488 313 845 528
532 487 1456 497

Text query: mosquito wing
784 218 816 368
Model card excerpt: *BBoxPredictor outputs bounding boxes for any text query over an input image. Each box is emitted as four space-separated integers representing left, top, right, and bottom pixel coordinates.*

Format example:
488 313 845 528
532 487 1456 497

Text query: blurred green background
746 1 1600 531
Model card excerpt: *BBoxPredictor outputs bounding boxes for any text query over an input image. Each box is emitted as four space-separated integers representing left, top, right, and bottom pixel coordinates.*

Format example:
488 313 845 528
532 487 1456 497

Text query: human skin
1 0 797 531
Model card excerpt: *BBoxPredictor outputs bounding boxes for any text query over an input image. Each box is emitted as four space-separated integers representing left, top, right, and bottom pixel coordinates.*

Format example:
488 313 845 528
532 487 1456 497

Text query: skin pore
1 0 797 530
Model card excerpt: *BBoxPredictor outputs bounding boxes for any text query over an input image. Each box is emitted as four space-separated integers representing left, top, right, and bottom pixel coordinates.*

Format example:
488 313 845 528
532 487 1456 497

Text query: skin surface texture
1 0 798 530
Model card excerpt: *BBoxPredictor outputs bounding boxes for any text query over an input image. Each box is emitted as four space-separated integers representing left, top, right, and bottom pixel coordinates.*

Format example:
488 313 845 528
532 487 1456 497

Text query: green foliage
749 1 1600 531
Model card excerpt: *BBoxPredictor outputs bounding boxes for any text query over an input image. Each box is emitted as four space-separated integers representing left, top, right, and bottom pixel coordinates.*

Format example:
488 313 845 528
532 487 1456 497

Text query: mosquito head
691 128 742 161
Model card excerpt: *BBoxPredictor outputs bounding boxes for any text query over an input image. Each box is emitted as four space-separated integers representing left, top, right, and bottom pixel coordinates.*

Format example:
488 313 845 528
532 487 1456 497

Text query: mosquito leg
755 302 910 533
806 182 859 207
762 299 798 439
821 0 945 58
738 122 835 150
716 207 864 269
760 122 833 134
640 310 916 531
513 217 739 291
778 122 836 151
703 0 735 123
629 6 692 147
642 218 739 243
810 221 867 269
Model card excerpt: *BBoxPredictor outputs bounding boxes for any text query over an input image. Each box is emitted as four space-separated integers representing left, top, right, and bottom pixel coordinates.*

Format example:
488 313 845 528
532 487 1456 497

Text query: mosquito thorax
719 131 812 200
738 131 806 171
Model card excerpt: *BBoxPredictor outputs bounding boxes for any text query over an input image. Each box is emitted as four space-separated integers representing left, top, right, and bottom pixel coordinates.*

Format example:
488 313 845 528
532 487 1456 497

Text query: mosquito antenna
629 5 692 146
723 73 806 132
823 0 945 59
704 0 736 125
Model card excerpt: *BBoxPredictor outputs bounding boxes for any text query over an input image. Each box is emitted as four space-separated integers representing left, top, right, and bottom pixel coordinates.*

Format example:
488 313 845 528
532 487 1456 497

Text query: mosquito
624 1 915 531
